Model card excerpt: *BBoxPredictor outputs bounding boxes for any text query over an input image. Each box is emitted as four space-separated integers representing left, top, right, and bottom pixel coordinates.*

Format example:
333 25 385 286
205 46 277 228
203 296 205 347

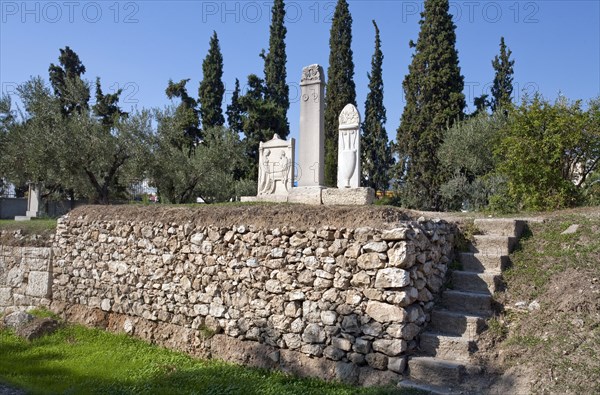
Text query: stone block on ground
322 188 374 206
3 311 34 330
288 187 323 205
210 334 279 370
358 366 401 387
26 271 51 298
16 317 59 341
240 195 288 203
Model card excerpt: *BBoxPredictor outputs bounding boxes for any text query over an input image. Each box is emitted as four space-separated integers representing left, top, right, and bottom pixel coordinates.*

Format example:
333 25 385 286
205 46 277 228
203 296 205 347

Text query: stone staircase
399 218 526 394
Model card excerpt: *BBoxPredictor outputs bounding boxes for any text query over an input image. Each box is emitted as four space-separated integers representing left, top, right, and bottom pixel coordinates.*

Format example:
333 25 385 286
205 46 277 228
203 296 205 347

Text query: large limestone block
0 287 12 306
374 268 411 289
366 301 407 323
240 195 289 203
288 187 323 205
321 187 374 206
26 271 51 298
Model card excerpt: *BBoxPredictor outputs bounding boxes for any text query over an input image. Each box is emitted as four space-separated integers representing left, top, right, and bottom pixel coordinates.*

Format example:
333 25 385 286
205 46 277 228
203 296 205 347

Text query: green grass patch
0 325 421 395
27 307 61 321
487 210 600 393
0 219 57 233
503 214 600 298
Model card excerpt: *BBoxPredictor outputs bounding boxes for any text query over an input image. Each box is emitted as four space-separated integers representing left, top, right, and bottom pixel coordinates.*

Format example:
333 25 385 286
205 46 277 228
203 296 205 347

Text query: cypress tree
324 0 356 186
198 31 225 129
238 74 287 180
48 46 90 116
395 0 465 210
93 78 127 127
362 20 392 193
226 78 243 135
491 37 515 112
261 0 290 138
166 79 201 145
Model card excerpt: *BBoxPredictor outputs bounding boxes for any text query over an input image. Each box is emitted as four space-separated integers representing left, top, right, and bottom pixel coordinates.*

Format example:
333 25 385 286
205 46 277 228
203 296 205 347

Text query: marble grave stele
242 64 373 205
257 134 295 197
337 103 361 189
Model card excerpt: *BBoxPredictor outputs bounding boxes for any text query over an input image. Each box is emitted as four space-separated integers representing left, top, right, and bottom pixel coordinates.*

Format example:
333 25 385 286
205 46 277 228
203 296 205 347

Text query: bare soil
70 204 424 230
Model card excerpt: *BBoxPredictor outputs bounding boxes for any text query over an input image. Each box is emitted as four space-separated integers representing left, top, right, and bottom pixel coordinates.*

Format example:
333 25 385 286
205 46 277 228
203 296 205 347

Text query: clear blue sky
1 0 599 144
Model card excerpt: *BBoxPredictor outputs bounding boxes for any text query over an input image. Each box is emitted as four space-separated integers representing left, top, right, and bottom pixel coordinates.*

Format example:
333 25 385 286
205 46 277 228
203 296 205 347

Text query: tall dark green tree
362 20 392 193
324 0 356 186
491 37 515 112
198 31 225 129
260 0 289 138
93 78 128 127
238 74 287 180
48 46 90 116
473 94 491 116
395 0 466 210
226 78 244 135
166 79 201 146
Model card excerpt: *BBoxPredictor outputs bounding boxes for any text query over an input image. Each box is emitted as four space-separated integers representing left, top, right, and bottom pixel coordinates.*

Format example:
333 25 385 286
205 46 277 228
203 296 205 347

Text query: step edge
432 308 490 320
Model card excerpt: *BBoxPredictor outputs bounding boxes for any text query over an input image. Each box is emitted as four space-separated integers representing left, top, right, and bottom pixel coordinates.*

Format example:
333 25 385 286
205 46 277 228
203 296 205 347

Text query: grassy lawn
0 323 418 395
0 219 57 233
486 210 600 393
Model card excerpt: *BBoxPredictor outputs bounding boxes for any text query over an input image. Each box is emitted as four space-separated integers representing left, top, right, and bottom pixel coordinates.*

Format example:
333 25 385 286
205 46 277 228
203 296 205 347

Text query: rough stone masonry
0 208 457 385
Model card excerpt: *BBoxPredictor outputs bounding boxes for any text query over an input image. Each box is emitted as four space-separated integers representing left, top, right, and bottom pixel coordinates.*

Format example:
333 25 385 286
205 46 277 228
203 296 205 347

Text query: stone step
473 218 526 238
451 271 502 294
407 356 466 387
419 332 476 362
469 235 517 256
397 379 457 395
430 309 488 339
442 290 493 316
458 252 510 273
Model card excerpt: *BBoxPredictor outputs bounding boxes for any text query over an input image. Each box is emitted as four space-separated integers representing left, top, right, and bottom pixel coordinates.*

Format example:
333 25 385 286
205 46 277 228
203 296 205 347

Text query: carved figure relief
257 134 294 196
301 64 323 84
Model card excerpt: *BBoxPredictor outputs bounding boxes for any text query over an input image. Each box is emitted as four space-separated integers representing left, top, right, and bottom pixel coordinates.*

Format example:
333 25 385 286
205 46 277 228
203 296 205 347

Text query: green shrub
438 111 508 211
493 95 600 211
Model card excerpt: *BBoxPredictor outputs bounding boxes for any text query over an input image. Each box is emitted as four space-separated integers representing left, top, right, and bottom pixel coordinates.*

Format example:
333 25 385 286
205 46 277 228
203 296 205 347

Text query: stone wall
46 212 455 382
0 244 53 312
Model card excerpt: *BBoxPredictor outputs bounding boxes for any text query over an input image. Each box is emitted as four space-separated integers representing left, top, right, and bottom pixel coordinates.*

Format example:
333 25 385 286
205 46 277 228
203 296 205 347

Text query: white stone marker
26 183 43 217
297 64 325 187
15 183 43 221
337 104 361 189
257 134 295 197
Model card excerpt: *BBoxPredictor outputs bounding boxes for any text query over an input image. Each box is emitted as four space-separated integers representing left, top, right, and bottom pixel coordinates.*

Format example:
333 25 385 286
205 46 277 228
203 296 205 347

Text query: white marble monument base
288 186 324 205
322 187 375 206
241 195 289 203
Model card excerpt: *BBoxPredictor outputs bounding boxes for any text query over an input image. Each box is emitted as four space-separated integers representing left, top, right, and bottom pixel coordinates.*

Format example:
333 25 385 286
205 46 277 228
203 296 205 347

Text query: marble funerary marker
337 104 361 189
243 64 373 205
257 134 295 197
297 64 325 187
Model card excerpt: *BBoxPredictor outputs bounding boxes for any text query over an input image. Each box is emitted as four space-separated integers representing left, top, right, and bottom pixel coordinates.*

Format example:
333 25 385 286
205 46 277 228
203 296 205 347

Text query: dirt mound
69 204 423 230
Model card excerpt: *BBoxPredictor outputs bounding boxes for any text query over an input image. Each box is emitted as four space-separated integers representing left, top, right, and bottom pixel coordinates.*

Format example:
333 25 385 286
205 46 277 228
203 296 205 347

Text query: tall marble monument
242 65 373 206
337 104 361 189
297 64 325 187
